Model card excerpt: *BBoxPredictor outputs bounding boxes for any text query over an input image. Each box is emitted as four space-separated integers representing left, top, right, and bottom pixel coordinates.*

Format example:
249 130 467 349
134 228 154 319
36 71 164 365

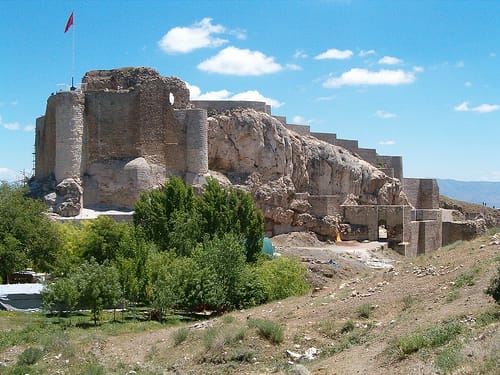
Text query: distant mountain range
437 179 500 208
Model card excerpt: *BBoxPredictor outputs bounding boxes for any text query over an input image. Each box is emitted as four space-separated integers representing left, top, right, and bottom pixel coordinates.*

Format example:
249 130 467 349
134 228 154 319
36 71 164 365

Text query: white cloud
294 49 308 59
379 140 395 145
490 52 496 58
315 95 336 102
158 18 227 54
0 167 18 181
465 81 472 87
231 90 283 107
188 83 282 107
359 49 376 57
23 124 35 132
473 104 500 113
454 101 500 113
323 68 416 88
315 48 353 60
378 56 403 65
375 110 397 119
456 61 465 68
2 122 20 130
198 90 232 100
198 46 282 76
413 66 424 73
286 63 302 71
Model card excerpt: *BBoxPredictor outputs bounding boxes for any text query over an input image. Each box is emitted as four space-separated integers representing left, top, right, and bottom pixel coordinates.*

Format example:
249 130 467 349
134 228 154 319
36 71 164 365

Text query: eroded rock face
207 109 407 237
54 178 83 217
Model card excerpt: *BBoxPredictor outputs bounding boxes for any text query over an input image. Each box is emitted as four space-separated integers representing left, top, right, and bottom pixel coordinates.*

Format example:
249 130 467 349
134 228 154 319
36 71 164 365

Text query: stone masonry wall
403 178 440 209
84 90 141 164
34 95 56 179
54 91 85 182
191 100 270 114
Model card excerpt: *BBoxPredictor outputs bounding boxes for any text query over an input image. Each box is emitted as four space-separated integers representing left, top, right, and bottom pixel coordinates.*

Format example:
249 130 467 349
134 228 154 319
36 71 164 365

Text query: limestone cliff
206 108 407 237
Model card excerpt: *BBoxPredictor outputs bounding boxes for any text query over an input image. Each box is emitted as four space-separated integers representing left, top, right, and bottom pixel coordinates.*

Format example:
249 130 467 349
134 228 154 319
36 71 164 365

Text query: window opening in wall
169 92 175 106
378 219 388 241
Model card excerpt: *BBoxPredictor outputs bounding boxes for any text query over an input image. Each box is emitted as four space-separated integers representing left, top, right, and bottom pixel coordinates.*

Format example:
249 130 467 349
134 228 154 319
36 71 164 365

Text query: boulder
54 178 83 217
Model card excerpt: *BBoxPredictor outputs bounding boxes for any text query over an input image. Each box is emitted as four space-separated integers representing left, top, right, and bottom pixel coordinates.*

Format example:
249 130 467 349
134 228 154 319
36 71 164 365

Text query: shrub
357 303 373 319
257 256 310 302
390 321 463 360
485 266 500 304
402 295 415 310
435 344 462 374
247 318 284 344
454 271 475 288
172 327 189 347
340 319 355 334
17 346 43 365
228 349 254 362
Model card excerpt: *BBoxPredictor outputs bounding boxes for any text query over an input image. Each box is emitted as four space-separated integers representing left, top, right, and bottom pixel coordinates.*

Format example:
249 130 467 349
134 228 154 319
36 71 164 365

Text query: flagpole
71 12 75 90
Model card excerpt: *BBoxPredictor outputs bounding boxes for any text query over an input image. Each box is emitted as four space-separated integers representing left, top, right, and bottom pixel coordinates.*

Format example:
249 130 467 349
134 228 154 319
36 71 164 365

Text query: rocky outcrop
54 178 83 217
207 109 407 237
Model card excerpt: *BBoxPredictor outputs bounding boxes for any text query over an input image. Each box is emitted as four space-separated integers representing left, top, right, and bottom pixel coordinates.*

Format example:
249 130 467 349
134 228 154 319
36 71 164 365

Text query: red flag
64 12 74 33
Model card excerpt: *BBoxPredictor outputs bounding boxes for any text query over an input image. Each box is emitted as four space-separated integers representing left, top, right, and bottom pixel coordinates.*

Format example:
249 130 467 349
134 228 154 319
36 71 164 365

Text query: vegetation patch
389 320 463 360
435 344 462 374
17 346 44 366
402 295 416 310
357 303 374 319
172 327 189 346
247 318 284 344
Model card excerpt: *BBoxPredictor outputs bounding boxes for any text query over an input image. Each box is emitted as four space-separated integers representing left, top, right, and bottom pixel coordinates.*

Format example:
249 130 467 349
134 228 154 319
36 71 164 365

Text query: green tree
81 216 127 263
0 183 60 281
133 177 263 261
73 259 122 325
52 222 86 276
134 176 195 250
42 277 79 316
197 179 264 262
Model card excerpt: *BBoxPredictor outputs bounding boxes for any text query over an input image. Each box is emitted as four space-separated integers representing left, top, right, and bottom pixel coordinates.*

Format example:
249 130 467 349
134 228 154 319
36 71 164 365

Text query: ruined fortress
31 67 475 256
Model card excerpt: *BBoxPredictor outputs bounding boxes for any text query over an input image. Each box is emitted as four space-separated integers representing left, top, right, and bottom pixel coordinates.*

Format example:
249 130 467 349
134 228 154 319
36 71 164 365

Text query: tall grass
390 321 463 360
247 318 284 344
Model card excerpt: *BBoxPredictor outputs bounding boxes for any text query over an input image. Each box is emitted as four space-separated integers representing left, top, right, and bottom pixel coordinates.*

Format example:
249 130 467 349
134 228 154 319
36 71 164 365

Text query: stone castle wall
191 100 271 114
34 68 207 210
32 67 456 256
54 92 85 181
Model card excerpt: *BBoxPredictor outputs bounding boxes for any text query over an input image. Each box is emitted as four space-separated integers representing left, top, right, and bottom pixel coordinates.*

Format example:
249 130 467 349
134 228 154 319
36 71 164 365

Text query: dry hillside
2 229 498 374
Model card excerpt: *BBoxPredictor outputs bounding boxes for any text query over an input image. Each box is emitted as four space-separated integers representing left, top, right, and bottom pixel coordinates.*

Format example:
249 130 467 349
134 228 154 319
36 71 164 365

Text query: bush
435 344 462 374
257 256 310 302
357 303 373 319
485 266 500 304
391 321 463 360
17 346 43 365
340 319 355 334
247 318 284 344
172 327 189 346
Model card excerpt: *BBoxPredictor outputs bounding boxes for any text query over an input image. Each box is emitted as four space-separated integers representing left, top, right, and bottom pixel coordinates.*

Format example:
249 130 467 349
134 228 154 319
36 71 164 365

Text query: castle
31 67 476 256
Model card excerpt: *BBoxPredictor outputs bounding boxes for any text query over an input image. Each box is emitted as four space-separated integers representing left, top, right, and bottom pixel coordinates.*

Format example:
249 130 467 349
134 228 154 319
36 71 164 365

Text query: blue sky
1 0 499 183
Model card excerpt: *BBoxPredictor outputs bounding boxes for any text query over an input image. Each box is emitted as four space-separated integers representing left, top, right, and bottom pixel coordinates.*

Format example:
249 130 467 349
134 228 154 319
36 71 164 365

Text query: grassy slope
1 230 499 374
